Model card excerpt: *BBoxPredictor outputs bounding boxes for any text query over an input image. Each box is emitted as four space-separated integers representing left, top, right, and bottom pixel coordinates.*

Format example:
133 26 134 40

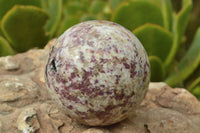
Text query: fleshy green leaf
78 0 91 13
0 29 4 36
176 0 192 38
0 0 41 38
150 0 160 4
0 36 15 56
58 17 80 35
149 56 165 81
42 0 62 37
188 77 200 91
112 0 163 31
91 0 107 14
182 0 191 7
150 0 173 30
63 0 68 5
138 0 173 31
164 0 192 67
188 77 200 100
165 27 200 87
100 11 112 20
63 0 91 18
81 14 97 22
1 5 49 52
160 0 173 31
0 0 41 21
65 1 83 16
185 63 200 89
133 23 173 62
191 86 200 100
109 0 124 10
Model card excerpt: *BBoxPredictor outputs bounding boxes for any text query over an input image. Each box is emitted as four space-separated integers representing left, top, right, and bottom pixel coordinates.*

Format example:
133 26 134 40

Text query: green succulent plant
0 0 61 53
0 0 199 99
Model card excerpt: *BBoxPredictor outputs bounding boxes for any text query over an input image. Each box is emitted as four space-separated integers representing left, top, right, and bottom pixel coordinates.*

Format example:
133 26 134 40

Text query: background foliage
0 0 199 99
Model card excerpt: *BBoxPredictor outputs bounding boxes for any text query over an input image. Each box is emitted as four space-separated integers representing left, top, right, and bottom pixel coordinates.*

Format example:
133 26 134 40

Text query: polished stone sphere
45 20 150 126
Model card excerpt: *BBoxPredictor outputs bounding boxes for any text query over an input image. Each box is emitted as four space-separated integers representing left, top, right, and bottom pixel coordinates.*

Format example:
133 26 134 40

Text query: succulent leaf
42 0 62 37
91 0 107 14
0 36 15 56
160 0 173 31
109 0 124 10
182 0 192 7
189 78 200 100
0 0 41 21
81 14 97 22
63 0 68 5
165 0 192 67
149 56 165 81
147 0 172 31
133 23 173 62
65 1 84 16
1 5 49 52
176 0 192 38
150 0 161 4
189 75 200 100
166 27 200 86
188 77 200 91
112 0 163 31
58 17 80 35
0 29 4 36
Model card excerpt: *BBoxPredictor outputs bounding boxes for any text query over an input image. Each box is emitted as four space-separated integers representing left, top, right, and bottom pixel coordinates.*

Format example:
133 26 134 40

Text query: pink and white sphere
45 20 150 126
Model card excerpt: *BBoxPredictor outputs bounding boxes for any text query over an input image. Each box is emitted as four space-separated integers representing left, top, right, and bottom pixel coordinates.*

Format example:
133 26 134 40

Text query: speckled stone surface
45 20 150 126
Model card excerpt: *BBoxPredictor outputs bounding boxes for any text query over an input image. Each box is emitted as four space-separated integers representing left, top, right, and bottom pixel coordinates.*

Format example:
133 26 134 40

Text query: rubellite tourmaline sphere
45 20 150 126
